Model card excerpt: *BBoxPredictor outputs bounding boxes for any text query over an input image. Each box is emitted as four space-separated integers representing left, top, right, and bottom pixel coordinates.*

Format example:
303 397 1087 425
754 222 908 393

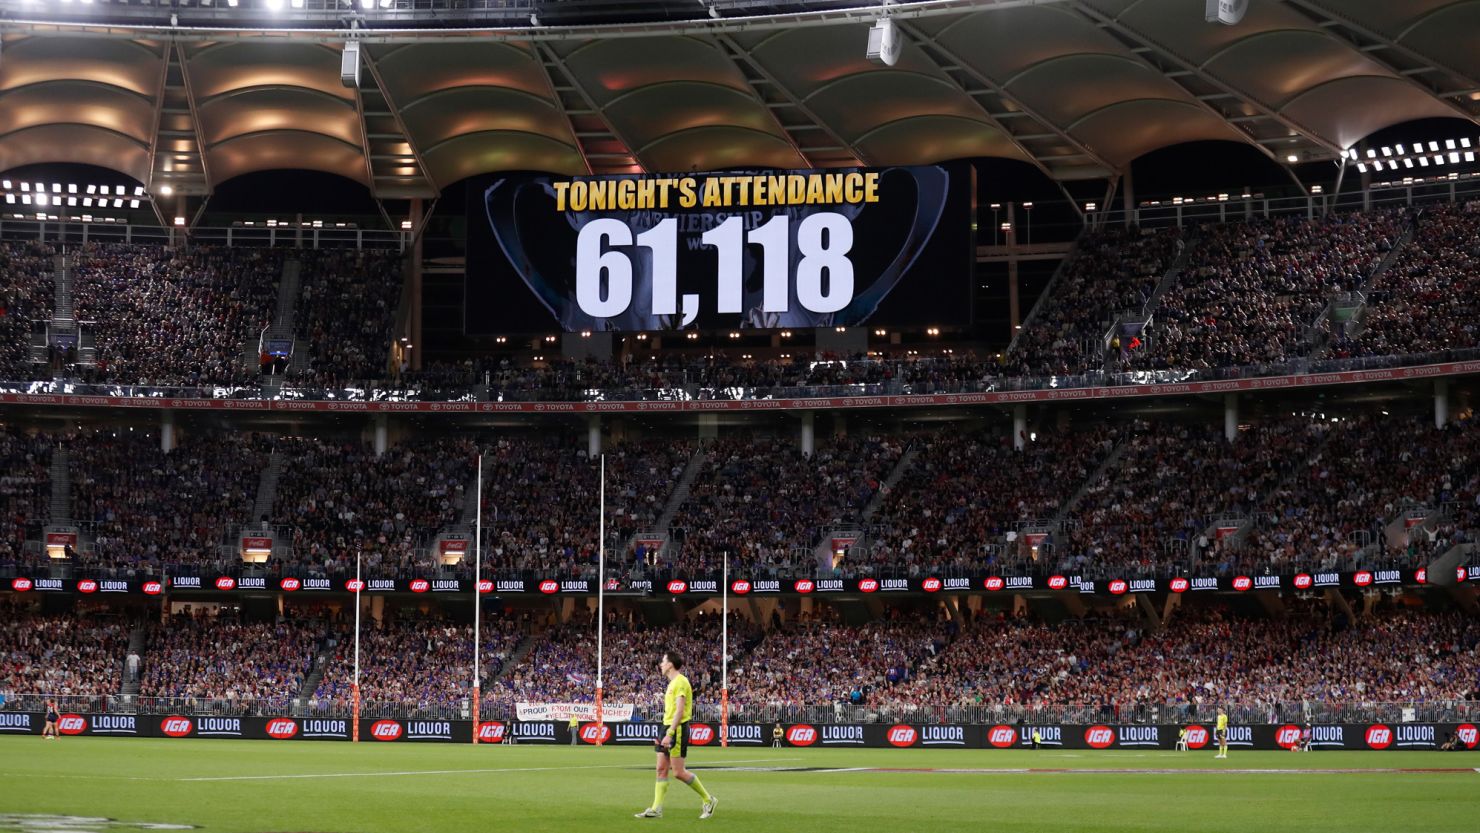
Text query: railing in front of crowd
0 219 409 251
4 346 1480 407
4 692 1475 727
3 172 1477 251
2 536 1470 586
707 700 1480 728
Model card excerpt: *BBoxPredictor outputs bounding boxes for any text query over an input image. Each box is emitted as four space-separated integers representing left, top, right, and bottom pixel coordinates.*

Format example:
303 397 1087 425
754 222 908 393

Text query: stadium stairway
249 450 285 526
1197 424 1337 573
485 630 540 689
459 463 485 526
120 623 146 697
858 442 920 524
1308 219 1416 354
274 258 303 334
48 447 71 523
1141 232 1196 317
51 252 73 325
1050 433 1129 527
1100 232 1200 372
1005 226 1085 356
653 446 707 533
294 634 335 716
252 259 304 389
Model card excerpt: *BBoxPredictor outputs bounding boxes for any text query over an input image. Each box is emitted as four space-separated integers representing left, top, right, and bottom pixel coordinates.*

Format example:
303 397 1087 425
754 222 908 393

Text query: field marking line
823 767 1480 776
178 757 800 782
0 773 165 781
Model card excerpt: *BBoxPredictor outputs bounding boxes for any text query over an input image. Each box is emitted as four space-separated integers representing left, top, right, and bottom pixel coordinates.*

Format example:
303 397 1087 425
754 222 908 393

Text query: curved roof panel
0 2 1471 197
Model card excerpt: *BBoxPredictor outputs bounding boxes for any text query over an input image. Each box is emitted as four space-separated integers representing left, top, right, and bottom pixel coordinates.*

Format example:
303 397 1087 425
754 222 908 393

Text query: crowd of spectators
1082 604 1478 707
0 607 130 696
0 429 52 570
1223 415 1480 573
71 429 270 575
876 613 1127 712
862 426 1118 577
1130 210 1405 371
4 596 1475 716
0 241 54 381
274 435 474 577
0 415 1466 581
1339 204 1480 359
290 248 403 388
666 434 903 576
878 602 1479 713
475 437 693 579
73 244 281 386
491 611 750 717
728 608 947 709
313 612 531 712
0 204 1475 395
139 612 325 711
1007 227 1182 377
1061 419 1325 577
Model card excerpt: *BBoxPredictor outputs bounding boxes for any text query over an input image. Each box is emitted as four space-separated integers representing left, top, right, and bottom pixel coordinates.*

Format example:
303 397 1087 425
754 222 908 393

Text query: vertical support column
373 414 388 457
800 411 815 456
698 413 718 441
1121 168 1135 229
1135 594 1162 630
1008 255 1021 335
409 198 425 371
1435 379 1450 428
587 415 602 458
160 410 176 453
1224 393 1238 442
1006 203 1021 332
1013 404 1027 451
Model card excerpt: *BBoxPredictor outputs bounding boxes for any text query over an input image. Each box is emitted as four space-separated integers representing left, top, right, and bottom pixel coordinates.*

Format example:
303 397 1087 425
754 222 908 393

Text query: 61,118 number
575 212 855 320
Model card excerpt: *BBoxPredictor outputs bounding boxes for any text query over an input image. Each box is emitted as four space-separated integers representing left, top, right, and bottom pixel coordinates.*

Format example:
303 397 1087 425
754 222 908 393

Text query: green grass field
0 737 1476 833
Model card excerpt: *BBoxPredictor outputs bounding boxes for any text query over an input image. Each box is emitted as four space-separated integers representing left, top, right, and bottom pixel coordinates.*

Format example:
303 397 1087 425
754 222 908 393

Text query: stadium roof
0 0 1474 201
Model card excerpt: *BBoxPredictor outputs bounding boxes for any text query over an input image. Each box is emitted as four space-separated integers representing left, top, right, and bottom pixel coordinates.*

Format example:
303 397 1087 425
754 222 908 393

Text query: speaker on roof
341 41 361 88
1205 0 1249 25
866 18 900 67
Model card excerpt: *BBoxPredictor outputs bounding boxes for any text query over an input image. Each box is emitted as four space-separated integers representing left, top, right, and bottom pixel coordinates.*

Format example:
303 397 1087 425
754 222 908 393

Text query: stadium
0 0 1478 830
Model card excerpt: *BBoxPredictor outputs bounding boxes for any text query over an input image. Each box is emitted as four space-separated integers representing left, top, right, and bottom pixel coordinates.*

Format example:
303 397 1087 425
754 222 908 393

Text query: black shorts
655 723 690 757
45 714 58 723
1215 728 1228 741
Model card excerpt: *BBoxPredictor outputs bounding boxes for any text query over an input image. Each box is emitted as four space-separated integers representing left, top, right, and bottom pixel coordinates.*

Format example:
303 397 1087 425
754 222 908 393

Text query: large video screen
464 165 974 334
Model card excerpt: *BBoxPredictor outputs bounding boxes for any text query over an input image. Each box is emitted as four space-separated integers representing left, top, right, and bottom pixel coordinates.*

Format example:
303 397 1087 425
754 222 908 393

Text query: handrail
1 346 1478 409
3 691 1474 727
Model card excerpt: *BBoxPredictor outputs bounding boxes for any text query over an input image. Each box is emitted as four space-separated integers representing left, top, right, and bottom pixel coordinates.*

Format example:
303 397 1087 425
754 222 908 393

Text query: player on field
42 699 59 740
1214 707 1229 759
635 650 718 820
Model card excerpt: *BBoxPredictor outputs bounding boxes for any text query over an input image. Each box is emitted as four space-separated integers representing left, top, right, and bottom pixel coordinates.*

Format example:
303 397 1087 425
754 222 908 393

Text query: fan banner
515 702 635 723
